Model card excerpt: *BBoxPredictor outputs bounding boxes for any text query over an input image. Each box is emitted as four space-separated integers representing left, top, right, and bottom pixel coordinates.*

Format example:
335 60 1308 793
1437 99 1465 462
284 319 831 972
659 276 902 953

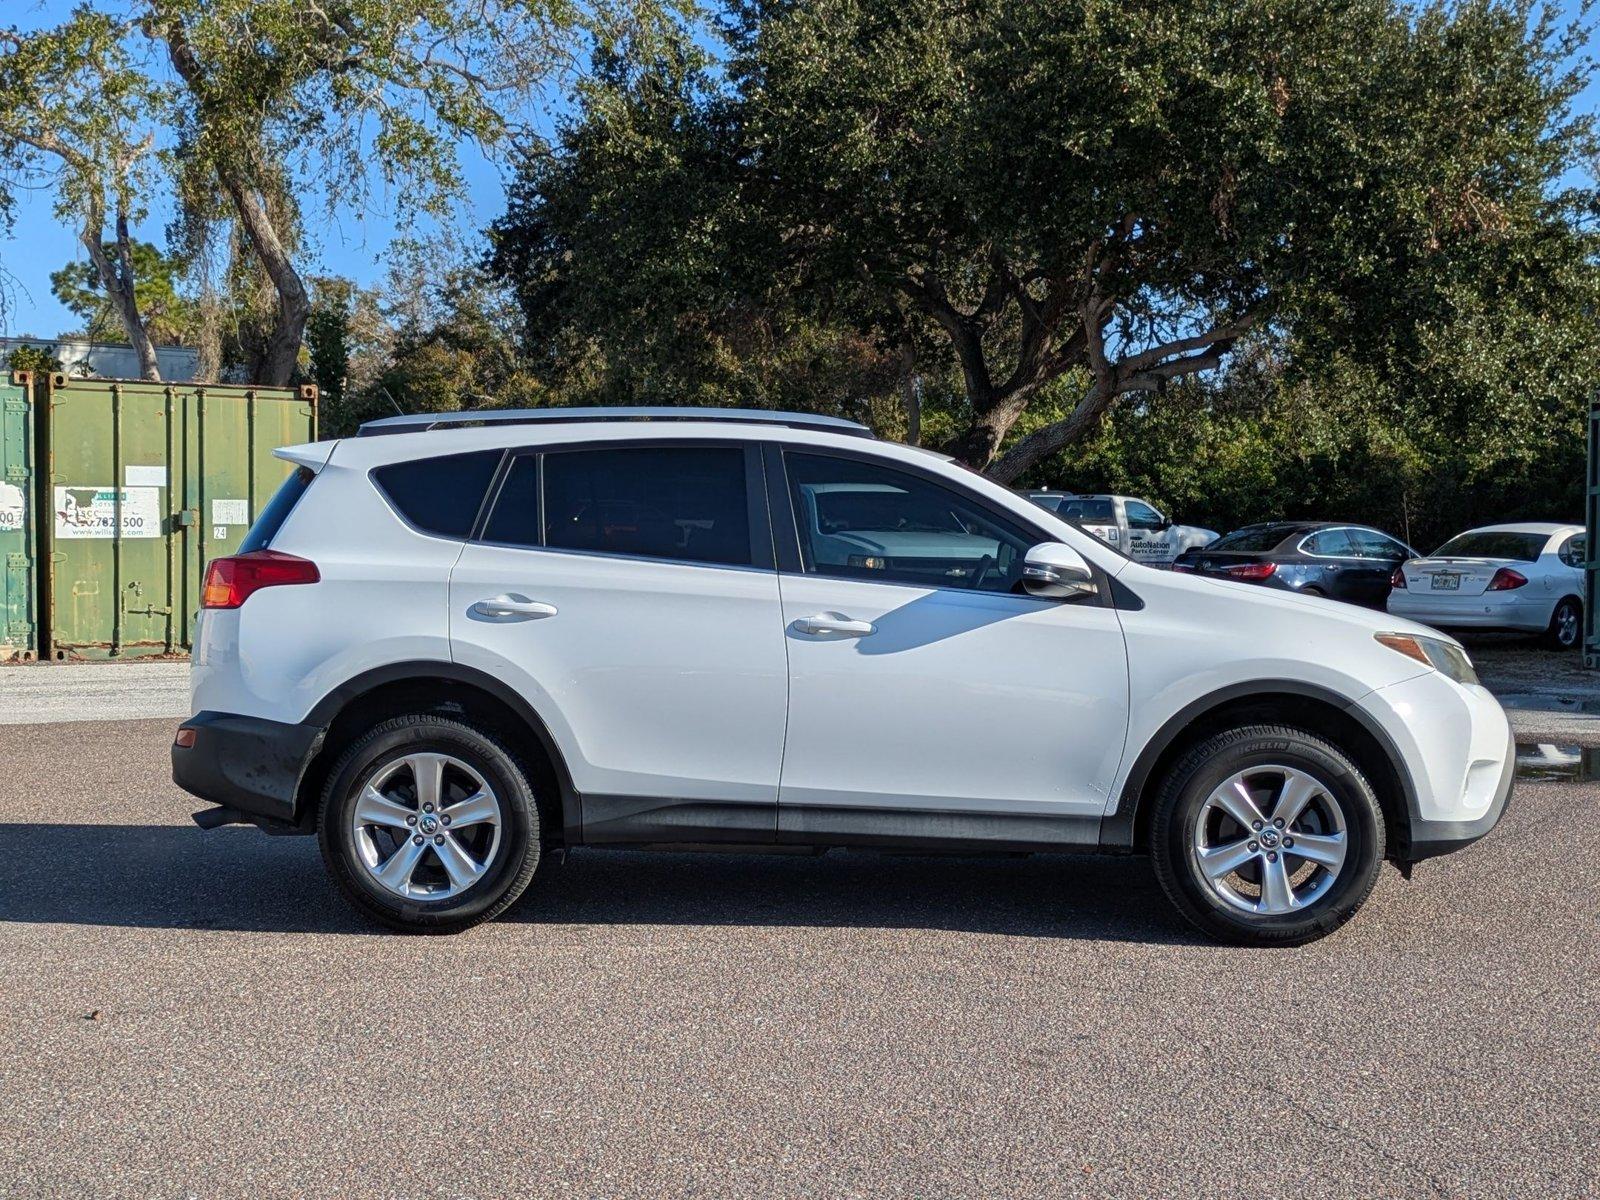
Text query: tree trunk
219 169 308 386
899 340 921 446
80 196 160 381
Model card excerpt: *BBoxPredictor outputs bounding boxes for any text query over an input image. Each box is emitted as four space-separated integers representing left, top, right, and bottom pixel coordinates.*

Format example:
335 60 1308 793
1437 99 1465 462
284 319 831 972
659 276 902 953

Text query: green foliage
493 0 1598 484
3 343 62 375
50 241 195 344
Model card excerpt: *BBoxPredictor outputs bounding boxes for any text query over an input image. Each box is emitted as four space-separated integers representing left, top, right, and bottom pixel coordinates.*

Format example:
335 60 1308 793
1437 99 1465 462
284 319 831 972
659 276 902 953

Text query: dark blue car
1172 521 1419 608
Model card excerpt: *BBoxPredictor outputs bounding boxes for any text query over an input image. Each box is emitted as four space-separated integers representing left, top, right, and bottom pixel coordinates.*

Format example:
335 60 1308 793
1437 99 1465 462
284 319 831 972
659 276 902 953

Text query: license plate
1430 574 1461 591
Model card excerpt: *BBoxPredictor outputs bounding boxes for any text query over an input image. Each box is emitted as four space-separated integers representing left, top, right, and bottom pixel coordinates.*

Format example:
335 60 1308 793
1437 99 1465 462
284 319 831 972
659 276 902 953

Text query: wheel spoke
408 754 447 810
374 837 426 893
1271 773 1322 829
354 786 414 831
1212 778 1267 829
1198 838 1257 881
1287 831 1346 871
1258 853 1297 913
433 834 486 891
441 789 499 830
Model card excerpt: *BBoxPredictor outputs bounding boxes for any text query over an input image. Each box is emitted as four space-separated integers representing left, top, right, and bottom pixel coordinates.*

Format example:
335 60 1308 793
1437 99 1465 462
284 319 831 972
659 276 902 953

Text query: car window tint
1433 531 1547 562
1059 497 1114 521
481 455 539 547
371 450 501 539
1125 500 1164 528
1212 526 1294 552
542 446 751 567
1304 529 1355 556
1349 528 1404 559
1559 535 1586 568
239 467 314 553
785 452 1034 592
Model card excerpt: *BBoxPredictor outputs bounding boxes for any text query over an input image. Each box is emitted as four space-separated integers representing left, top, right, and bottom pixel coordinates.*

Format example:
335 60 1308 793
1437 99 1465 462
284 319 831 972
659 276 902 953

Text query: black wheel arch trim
1098 678 1420 851
302 660 582 843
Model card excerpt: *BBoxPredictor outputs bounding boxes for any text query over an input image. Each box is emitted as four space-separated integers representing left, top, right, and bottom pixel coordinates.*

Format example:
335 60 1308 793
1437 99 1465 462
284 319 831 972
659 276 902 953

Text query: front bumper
171 711 323 832
1404 724 1515 861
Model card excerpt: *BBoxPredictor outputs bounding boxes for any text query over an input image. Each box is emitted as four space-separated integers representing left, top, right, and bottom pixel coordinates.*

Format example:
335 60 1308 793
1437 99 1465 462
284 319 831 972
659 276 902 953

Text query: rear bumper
1386 591 1550 633
171 711 323 831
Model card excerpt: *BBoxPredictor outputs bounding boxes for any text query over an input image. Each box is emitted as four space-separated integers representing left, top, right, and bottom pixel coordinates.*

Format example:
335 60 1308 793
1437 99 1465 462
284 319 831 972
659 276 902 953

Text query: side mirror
1022 542 1097 600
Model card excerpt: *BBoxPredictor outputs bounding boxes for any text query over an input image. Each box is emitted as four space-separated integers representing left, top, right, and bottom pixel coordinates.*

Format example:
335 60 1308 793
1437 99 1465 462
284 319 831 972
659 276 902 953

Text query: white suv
173 409 1514 944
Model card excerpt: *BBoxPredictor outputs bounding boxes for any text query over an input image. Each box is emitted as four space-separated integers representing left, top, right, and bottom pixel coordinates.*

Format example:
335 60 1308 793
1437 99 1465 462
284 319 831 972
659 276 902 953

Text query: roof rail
356 406 874 439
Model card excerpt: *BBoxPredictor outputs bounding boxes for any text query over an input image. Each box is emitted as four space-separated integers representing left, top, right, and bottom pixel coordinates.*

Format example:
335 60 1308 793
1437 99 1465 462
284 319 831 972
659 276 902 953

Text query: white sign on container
54 486 162 539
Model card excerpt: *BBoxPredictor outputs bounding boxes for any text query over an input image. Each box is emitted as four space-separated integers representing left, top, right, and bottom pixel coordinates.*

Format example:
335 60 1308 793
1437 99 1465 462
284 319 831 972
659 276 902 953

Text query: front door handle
791 612 876 637
471 594 558 620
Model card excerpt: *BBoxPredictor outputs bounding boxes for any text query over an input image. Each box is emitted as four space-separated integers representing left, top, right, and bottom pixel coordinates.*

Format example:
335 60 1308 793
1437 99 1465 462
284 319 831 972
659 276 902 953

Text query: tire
317 714 541 933
1299 586 1325 598
1545 596 1581 652
1149 724 1385 946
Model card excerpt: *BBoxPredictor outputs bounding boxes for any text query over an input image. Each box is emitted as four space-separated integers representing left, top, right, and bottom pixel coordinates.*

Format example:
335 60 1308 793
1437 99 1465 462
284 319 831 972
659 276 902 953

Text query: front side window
372 450 502 539
541 446 752 567
1349 528 1407 560
785 452 1034 592
1125 499 1165 529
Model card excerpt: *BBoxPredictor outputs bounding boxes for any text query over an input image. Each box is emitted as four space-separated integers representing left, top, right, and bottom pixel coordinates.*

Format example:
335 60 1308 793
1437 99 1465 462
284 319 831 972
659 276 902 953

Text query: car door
450 441 788 843
769 446 1130 848
1124 499 1173 565
1348 528 1413 607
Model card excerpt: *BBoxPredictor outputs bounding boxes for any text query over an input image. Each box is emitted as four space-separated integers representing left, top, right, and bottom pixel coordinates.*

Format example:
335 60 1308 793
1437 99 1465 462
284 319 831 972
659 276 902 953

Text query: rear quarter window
238 467 314 553
371 450 502 539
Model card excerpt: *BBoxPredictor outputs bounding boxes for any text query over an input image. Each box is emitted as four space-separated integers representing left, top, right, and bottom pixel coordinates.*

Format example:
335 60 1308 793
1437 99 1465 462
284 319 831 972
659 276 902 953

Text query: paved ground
0 661 188 726
2 718 1596 1199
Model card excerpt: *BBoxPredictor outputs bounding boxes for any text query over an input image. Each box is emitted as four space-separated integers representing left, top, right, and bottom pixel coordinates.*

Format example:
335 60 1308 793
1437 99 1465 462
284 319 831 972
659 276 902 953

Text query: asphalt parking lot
3 715 1597 1199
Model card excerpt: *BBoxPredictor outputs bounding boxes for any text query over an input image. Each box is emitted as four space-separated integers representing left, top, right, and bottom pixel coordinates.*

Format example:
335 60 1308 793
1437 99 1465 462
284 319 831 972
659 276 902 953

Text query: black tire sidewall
1549 598 1581 650
1155 728 1384 943
319 717 539 930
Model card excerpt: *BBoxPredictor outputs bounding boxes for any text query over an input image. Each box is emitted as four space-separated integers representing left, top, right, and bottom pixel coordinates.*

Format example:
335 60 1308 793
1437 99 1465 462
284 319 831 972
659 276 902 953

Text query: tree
0 12 171 379
494 0 1597 480
50 241 196 344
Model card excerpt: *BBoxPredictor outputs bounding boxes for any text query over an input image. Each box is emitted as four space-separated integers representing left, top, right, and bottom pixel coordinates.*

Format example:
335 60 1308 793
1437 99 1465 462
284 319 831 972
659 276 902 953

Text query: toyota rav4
173 408 1513 945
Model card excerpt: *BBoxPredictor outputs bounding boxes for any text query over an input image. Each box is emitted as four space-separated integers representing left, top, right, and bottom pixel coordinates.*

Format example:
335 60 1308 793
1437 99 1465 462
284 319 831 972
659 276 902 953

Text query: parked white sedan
1387 522 1586 649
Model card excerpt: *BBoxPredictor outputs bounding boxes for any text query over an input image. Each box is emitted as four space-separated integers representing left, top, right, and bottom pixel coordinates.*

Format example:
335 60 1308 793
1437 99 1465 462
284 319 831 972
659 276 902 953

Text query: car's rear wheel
317 714 541 933
1150 725 1385 946
1546 597 1581 651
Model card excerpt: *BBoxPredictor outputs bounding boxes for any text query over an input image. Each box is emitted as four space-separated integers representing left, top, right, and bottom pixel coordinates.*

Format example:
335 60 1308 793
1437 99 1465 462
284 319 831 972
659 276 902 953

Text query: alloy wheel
1191 764 1348 916
349 752 504 900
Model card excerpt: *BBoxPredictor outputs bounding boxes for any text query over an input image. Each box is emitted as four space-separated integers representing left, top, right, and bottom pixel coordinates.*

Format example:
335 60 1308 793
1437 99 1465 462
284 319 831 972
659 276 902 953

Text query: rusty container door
0 372 37 661
42 376 318 659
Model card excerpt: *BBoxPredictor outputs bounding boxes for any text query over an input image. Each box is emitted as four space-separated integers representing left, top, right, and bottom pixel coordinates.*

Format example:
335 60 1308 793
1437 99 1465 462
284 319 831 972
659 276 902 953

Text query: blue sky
2 0 1595 339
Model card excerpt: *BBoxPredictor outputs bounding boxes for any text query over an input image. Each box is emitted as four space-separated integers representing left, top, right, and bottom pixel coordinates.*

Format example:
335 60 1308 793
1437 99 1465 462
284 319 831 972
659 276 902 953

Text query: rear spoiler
274 440 338 472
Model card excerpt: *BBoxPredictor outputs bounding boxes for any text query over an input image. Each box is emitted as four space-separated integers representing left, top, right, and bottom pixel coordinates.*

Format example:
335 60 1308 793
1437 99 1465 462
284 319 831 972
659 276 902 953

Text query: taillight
1225 562 1277 580
1390 566 1407 589
201 550 320 609
1487 567 1528 591
1171 562 1195 573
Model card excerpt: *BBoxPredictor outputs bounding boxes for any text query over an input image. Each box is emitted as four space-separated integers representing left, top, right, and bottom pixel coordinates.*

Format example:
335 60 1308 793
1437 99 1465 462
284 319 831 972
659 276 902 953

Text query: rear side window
1303 528 1355 557
542 446 752 566
1059 498 1114 522
238 467 313 553
372 450 502 539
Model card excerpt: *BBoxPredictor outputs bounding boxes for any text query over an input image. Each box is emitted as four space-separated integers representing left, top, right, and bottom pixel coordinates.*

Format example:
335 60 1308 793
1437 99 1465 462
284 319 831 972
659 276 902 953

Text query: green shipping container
42 375 318 659
0 372 37 661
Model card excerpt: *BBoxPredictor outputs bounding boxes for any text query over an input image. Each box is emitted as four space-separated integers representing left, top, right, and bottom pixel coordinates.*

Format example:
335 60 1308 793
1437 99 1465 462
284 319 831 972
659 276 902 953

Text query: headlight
1375 632 1478 686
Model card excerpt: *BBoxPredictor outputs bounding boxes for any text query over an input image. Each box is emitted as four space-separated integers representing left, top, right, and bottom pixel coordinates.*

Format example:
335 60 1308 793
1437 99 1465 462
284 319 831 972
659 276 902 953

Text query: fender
1098 678 1420 849
304 659 582 843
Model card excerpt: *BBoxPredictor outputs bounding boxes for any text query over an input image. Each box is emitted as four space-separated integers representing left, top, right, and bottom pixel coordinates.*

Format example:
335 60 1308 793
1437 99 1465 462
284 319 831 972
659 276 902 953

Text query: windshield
1057 498 1115 522
1432 531 1547 562
1209 525 1294 552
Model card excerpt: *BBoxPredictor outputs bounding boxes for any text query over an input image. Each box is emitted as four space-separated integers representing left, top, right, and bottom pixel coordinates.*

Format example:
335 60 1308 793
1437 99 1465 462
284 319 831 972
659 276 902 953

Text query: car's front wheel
1150 725 1385 946
317 714 541 933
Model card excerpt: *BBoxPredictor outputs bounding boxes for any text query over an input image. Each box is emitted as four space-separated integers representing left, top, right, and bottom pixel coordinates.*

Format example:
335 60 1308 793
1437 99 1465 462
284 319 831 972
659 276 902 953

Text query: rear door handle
791 612 876 637
471 594 558 620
